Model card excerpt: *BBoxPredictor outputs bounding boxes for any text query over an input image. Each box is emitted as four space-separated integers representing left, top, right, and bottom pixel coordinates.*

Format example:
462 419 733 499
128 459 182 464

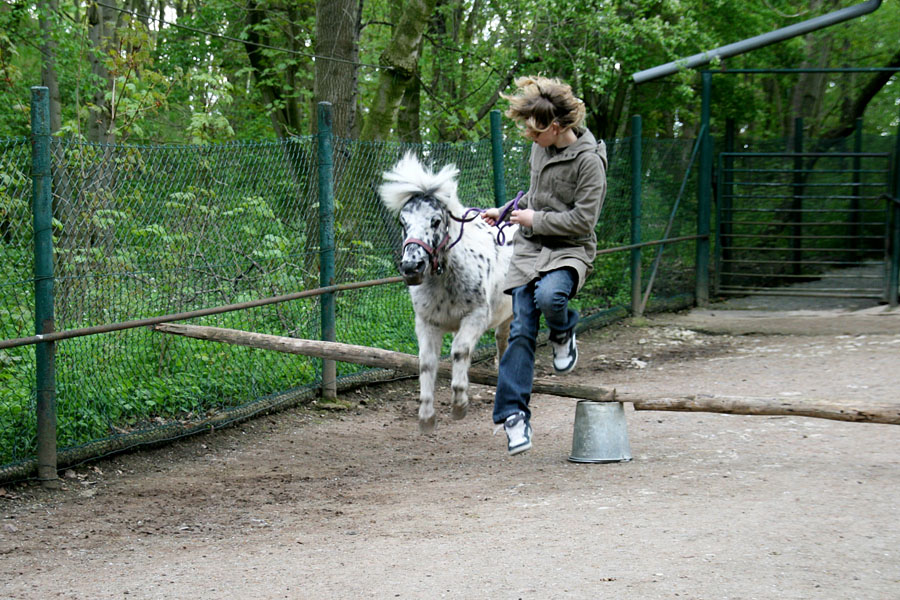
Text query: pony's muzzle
400 260 426 285
399 247 428 284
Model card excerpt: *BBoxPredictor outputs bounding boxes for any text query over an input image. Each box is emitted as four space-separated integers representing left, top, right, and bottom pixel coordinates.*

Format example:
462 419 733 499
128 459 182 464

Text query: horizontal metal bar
0 276 405 351
723 194 888 201
719 271 881 280
727 181 886 188
721 152 891 158
717 288 884 299
720 220 885 227
595 234 707 256
723 246 880 253
727 208 886 213
725 233 882 240
720 258 883 266
725 168 890 175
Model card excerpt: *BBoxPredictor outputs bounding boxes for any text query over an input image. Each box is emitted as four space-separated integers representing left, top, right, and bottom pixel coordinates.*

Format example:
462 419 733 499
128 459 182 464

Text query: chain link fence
0 128 702 481
1 137 35 465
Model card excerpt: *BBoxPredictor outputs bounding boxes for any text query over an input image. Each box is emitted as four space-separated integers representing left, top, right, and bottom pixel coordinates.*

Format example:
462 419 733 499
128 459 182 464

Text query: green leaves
0 0 898 141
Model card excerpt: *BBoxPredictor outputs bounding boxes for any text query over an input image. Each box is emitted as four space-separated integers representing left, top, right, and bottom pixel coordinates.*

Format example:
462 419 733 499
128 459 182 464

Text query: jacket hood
541 128 607 169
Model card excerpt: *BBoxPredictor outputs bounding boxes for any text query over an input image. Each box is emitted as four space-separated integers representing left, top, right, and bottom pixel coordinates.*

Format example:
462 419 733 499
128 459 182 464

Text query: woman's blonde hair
501 76 586 135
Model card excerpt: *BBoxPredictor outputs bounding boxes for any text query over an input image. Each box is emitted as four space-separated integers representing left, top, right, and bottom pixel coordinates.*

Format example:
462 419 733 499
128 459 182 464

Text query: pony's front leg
416 319 443 434
449 315 489 420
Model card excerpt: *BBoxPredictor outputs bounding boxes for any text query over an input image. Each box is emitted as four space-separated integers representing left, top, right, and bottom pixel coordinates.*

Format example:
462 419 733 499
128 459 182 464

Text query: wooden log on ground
152 322 616 402
616 392 900 425
152 323 900 426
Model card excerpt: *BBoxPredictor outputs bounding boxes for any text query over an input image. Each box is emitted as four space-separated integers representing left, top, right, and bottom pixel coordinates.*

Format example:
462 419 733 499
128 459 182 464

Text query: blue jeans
493 268 579 424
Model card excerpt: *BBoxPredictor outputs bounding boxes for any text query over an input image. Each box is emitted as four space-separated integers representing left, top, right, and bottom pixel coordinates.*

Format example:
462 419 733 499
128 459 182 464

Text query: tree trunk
86 1 117 144
314 0 361 138
396 76 422 143
39 0 62 134
243 0 306 138
816 46 900 142
360 0 437 140
786 0 837 140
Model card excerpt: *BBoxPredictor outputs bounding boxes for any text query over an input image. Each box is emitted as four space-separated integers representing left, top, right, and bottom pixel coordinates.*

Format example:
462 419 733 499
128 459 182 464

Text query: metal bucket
568 400 632 463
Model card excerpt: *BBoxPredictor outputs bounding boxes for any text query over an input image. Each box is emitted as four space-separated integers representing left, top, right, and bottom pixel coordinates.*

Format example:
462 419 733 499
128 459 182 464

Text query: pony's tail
379 151 463 215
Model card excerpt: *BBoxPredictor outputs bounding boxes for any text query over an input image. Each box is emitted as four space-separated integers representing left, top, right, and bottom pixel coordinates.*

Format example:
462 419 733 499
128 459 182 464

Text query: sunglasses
521 121 558 138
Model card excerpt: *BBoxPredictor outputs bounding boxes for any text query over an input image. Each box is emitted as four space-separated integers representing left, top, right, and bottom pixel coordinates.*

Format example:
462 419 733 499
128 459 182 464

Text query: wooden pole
616 392 900 425
152 323 900 426
152 323 616 402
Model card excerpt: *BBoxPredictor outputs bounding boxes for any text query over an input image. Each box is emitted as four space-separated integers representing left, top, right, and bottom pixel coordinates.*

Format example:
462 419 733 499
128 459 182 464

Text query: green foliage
0 164 30 244
578 245 632 311
0 6 34 134
2 1 898 141
184 72 237 144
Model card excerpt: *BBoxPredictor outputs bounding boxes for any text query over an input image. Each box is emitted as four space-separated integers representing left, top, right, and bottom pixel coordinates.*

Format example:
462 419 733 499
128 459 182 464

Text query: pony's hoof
419 415 436 434
451 404 468 420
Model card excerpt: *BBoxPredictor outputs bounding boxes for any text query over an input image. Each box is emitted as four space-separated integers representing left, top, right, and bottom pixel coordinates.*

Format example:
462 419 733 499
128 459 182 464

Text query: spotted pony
379 152 516 433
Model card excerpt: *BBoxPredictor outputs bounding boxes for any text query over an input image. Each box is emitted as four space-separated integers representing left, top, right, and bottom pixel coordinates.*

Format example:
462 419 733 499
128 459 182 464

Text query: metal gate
714 149 894 299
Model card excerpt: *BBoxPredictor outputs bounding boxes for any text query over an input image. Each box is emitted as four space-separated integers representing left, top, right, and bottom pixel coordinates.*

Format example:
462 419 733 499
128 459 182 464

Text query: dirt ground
2 300 900 600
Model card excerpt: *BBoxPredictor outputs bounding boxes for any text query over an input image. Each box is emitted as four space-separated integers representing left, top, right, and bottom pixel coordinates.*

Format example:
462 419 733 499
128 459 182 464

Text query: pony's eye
431 216 442 228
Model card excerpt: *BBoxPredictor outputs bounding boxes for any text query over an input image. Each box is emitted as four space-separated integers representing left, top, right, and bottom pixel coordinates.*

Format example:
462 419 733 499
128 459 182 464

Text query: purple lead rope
494 190 524 246
448 190 524 250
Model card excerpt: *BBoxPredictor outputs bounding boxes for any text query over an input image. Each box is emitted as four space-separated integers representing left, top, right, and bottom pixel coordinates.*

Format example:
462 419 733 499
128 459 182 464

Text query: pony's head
379 153 465 285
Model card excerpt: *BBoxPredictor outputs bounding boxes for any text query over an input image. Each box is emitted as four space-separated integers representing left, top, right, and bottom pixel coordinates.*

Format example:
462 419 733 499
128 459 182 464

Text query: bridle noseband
402 232 451 275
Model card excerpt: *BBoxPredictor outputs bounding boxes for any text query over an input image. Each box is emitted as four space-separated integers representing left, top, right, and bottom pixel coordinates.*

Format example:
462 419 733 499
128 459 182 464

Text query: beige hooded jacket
501 128 608 294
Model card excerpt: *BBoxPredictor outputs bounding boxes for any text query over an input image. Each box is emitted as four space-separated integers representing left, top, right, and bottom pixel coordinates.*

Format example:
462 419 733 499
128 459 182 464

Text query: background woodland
1 0 898 145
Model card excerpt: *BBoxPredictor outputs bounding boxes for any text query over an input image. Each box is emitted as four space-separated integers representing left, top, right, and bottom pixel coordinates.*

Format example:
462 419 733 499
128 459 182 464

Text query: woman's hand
510 209 534 228
481 208 501 226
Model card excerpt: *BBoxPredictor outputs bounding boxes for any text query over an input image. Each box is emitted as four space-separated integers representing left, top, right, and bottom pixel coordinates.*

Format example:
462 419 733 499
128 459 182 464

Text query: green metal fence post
317 102 337 399
852 118 863 251
715 152 724 297
490 109 506 208
630 115 643 316
889 110 900 307
31 86 58 488
695 72 712 306
792 117 804 275
717 118 735 294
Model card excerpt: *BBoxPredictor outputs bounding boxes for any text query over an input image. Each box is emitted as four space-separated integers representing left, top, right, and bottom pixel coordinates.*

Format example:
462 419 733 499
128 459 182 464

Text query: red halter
402 232 451 275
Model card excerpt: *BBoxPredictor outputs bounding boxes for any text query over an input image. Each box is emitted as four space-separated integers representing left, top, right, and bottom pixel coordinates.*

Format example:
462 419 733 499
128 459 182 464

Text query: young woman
481 76 607 455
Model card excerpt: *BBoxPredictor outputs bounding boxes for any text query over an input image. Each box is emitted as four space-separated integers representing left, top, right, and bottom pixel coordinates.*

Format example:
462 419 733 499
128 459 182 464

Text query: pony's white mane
379 152 465 217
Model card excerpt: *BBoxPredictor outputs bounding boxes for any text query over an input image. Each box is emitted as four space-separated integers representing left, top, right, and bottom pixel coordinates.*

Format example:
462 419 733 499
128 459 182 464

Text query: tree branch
467 56 542 128
818 48 900 141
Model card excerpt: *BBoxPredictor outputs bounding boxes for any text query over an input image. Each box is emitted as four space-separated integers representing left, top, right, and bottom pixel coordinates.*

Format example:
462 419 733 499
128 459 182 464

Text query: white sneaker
552 331 578 374
501 412 532 455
